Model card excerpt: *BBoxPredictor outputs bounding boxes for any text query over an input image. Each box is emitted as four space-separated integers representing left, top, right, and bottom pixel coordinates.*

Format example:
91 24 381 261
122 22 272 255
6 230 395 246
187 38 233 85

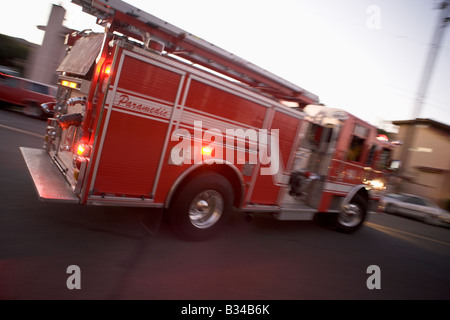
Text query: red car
0 72 56 117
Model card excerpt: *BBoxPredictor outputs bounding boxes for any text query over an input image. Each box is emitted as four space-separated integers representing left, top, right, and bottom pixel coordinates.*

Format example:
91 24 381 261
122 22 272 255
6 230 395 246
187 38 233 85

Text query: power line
412 0 450 119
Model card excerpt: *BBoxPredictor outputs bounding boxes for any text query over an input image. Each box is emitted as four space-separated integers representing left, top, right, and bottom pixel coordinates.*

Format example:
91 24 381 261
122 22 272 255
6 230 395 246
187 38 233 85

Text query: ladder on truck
72 0 319 107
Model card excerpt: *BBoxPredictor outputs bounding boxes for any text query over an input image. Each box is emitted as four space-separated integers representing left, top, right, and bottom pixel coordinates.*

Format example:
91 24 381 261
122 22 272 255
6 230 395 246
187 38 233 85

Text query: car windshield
401 196 439 208
423 198 439 208
385 193 407 200
403 197 427 206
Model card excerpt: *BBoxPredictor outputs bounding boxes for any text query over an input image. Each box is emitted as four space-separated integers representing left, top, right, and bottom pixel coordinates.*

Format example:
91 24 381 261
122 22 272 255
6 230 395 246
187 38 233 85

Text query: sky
1 0 449 130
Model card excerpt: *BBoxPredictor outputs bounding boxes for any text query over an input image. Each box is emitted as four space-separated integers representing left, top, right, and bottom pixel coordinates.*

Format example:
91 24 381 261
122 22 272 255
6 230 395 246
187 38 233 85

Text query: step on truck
20 0 397 240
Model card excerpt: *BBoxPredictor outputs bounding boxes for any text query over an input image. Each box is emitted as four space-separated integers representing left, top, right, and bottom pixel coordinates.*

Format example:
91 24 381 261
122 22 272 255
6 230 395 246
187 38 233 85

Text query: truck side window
347 136 364 162
365 144 376 166
404 197 426 206
307 123 321 147
378 148 391 170
306 123 332 150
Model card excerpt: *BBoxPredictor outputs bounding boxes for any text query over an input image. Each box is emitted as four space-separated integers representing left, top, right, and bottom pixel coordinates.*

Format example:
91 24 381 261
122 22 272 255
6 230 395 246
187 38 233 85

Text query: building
392 118 450 208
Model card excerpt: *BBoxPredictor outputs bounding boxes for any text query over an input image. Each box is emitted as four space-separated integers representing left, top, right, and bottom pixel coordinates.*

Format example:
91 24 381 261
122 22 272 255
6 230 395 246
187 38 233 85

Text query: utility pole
412 0 450 119
397 1 450 191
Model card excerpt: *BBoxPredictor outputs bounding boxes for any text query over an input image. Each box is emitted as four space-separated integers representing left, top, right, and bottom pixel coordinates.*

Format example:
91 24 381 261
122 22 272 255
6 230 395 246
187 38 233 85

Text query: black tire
167 172 233 241
23 102 43 118
333 194 368 233
385 204 396 214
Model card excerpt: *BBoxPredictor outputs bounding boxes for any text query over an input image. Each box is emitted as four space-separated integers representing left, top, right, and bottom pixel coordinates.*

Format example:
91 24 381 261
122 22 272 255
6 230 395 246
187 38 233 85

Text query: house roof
392 118 450 133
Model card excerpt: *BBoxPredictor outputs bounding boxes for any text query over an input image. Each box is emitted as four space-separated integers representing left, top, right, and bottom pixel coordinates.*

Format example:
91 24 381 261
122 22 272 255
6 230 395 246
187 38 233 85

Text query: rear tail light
101 63 112 92
75 143 91 157
73 141 90 182
104 64 112 75
77 144 85 156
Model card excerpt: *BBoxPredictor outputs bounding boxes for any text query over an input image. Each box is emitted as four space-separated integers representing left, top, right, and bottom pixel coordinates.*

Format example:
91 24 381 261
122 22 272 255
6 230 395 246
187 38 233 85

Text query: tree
0 34 33 76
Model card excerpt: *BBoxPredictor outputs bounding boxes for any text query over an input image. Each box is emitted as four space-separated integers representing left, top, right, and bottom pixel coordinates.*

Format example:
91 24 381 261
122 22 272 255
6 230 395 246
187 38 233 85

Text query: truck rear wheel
168 172 233 241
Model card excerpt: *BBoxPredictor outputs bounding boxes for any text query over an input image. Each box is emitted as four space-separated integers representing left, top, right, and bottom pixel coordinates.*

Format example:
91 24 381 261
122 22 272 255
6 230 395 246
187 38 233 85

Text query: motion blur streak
0 124 44 139
366 222 450 247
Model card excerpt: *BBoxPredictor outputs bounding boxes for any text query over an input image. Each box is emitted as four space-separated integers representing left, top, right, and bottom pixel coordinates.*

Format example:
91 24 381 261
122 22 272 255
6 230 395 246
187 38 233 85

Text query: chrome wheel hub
189 190 224 229
338 203 362 227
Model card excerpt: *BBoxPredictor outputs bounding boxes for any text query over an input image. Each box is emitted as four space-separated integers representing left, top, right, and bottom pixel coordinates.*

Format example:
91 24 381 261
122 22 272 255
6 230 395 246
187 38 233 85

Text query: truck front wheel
335 194 367 233
168 172 233 241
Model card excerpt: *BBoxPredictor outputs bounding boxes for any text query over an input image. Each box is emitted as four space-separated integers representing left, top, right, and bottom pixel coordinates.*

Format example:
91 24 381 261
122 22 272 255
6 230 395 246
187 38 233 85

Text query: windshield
385 193 407 200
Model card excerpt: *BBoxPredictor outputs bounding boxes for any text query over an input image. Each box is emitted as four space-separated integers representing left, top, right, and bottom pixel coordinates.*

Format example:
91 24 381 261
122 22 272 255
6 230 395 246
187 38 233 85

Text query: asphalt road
1 107 449 302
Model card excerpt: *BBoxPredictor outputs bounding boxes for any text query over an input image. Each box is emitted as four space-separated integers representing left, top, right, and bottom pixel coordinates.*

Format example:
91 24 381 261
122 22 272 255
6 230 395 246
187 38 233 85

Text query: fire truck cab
20 0 395 241
283 104 394 229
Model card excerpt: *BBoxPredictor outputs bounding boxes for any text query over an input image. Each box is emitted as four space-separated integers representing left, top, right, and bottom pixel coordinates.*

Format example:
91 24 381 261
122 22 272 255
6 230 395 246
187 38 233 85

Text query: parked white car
379 193 450 227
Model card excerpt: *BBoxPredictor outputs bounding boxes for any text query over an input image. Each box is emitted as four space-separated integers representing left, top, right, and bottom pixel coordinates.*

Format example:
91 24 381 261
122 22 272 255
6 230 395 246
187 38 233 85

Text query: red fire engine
20 0 396 240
